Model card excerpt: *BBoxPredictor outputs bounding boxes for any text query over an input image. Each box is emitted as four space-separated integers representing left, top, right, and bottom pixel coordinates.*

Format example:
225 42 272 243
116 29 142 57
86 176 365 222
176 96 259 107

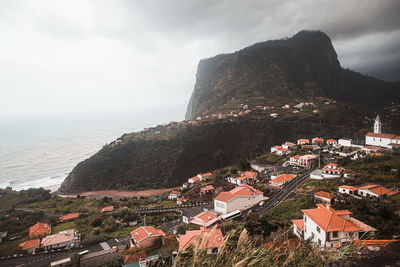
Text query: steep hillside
185 30 399 120
59 117 361 193
59 30 400 193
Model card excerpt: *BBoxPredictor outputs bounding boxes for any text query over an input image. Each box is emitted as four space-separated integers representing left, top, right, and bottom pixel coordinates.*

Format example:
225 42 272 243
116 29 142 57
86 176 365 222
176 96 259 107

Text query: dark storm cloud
1 1 399 118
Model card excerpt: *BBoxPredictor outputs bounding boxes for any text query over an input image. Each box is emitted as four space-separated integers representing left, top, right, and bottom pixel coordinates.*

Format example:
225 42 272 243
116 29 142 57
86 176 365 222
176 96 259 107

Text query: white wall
365 136 392 148
214 200 227 213
304 215 326 246
226 195 267 213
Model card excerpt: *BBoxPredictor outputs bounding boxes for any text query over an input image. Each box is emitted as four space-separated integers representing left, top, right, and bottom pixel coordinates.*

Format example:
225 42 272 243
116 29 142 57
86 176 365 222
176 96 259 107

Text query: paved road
0 236 130 267
254 171 310 214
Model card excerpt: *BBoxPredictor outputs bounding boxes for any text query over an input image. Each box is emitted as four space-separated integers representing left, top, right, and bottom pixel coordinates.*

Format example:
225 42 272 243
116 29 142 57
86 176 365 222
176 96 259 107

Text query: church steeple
374 115 381 134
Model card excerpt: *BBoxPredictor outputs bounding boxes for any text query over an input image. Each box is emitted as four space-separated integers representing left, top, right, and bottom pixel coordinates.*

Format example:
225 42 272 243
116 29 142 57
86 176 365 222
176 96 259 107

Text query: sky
1 0 399 121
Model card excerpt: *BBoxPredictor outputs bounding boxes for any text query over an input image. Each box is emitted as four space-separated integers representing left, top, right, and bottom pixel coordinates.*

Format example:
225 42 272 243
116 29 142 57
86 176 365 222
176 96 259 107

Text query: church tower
374 115 381 134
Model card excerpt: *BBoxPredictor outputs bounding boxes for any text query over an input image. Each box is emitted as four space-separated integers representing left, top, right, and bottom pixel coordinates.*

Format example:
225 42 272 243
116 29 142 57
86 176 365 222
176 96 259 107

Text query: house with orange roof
269 174 296 187
292 204 376 249
299 154 318 168
338 185 358 196
177 197 187 205
168 191 180 200
312 137 324 145
282 142 295 149
19 239 40 254
289 155 301 165
357 185 397 198
188 176 202 184
124 250 147 266
199 172 213 179
189 211 220 227
214 184 266 214
130 226 165 248
363 146 379 152
314 191 335 204
29 222 51 239
326 139 337 146
226 171 257 186
200 185 215 195
297 139 310 145
101 206 114 213
321 163 344 178
41 229 77 251
270 145 283 153
60 213 79 223
178 227 224 255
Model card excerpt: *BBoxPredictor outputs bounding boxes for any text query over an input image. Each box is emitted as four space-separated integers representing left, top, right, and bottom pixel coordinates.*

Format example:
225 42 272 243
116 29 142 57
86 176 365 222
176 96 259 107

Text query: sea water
0 110 181 191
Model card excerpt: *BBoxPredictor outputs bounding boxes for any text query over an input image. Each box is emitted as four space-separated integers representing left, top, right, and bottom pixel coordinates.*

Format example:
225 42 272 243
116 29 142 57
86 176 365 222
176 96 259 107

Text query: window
332 231 338 238
316 226 321 233
318 239 321 245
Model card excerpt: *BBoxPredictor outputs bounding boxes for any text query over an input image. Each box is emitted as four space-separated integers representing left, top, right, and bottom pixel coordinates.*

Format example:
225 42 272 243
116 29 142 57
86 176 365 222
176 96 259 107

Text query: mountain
186 30 399 120
58 30 400 193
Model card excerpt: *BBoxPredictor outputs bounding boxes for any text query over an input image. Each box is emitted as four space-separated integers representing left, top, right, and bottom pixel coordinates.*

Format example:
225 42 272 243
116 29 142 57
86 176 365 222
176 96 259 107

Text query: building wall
365 136 392 148
214 200 227 213
338 188 356 195
358 189 379 198
303 215 326 246
338 139 352 146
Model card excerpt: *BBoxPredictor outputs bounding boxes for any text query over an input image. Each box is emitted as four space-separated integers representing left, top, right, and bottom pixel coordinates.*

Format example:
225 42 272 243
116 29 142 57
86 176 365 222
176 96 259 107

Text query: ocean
0 110 182 191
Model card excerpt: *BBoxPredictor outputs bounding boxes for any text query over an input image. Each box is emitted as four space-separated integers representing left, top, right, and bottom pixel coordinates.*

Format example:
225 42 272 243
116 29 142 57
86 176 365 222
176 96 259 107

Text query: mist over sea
0 110 182 191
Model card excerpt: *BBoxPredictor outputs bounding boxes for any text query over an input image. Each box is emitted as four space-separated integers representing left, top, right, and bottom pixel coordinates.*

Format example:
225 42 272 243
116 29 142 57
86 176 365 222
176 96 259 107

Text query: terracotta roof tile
314 191 335 200
178 227 224 251
19 239 40 250
131 226 165 244
61 213 79 222
29 222 51 238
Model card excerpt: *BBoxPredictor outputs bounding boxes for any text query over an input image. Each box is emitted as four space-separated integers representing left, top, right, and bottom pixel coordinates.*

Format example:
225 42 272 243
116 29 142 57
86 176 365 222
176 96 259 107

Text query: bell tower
374 115 381 134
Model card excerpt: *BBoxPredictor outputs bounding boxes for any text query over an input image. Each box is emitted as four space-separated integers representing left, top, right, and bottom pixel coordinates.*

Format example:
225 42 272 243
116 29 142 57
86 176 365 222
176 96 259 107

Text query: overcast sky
1 0 399 120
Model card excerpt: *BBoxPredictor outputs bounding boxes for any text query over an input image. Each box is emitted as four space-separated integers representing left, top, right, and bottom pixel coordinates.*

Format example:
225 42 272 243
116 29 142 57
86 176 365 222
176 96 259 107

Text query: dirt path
58 187 179 198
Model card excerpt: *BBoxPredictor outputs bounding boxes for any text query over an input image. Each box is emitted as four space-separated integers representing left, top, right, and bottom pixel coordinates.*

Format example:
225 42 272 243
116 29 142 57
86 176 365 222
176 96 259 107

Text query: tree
239 158 251 171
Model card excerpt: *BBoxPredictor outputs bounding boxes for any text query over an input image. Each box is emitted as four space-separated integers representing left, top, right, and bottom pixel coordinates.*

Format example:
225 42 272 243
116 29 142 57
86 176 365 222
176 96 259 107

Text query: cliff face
58 118 361 193
59 30 400 193
185 30 399 120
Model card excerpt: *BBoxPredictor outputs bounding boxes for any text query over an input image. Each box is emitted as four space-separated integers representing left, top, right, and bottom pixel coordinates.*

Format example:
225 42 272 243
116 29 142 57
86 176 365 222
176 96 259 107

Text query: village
0 113 400 266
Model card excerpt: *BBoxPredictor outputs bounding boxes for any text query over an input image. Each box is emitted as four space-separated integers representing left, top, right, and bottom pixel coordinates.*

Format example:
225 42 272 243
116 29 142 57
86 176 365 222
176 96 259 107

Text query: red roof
297 139 310 143
365 132 397 139
326 139 337 143
61 213 79 222
314 191 335 200
177 197 186 202
189 176 201 182
214 184 262 203
19 239 40 250
124 250 147 264
312 137 324 142
292 219 304 231
170 191 180 195
301 204 363 232
102 206 114 212
358 185 397 196
131 226 165 244
178 227 224 251
270 174 296 185
201 172 213 177
339 185 358 191
29 222 51 238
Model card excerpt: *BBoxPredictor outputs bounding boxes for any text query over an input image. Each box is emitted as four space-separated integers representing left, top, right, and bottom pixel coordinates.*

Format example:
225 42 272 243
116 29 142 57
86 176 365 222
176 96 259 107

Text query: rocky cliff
59 30 400 193
185 30 399 120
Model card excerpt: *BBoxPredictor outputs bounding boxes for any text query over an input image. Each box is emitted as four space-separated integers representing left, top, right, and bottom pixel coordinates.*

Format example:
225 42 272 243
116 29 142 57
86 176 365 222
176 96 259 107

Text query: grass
300 179 341 193
52 222 75 234
264 195 314 224
0 236 28 257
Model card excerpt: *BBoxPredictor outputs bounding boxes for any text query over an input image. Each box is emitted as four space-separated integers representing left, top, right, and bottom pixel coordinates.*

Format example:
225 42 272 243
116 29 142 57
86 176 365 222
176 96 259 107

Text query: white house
41 229 78 251
289 155 301 165
214 184 266 214
338 185 358 196
321 163 344 178
338 138 352 147
357 185 397 198
168 191 180 200
226 171 257 186
292 204 376 249
269 174 296 187
365 115 400 149
276 148 290 156
188 176 202 184
326 139 338 146
270 146 282 153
